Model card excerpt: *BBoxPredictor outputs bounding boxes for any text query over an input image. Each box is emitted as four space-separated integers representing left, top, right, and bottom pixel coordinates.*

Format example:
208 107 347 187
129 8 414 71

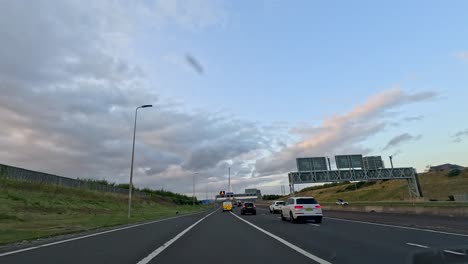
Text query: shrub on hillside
263 194 283 200
116 183 130 189
140 188 193 205
338 181 377 192
299 181 350 192
78 178 115 187
447 169 461 177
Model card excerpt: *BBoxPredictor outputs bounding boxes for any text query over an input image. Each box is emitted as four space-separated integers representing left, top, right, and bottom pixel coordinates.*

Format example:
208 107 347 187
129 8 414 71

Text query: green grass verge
0 178 209 245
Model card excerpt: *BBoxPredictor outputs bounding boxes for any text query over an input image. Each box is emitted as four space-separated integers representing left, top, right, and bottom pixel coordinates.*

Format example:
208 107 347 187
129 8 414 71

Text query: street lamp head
141 104 153 108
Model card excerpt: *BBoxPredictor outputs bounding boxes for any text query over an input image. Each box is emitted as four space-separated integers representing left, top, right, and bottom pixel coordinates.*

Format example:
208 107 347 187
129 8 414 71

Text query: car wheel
281 212 286 221
315 217 323 224
290 212 296 223
270 209 273 213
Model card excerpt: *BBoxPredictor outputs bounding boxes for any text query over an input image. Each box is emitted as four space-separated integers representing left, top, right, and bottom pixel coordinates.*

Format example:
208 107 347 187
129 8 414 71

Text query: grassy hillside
296 170 468 203
0 178 208 245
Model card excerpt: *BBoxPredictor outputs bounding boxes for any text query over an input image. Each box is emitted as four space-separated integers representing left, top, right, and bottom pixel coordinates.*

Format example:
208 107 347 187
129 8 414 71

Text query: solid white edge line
406 243 429 248
325 217 468 237
444 250 467 256
0 209 212 258
136 209 218 264
230 212 331 264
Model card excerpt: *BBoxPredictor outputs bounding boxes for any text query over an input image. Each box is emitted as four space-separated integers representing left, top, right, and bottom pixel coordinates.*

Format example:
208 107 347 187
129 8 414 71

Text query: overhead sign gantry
288 155 422 198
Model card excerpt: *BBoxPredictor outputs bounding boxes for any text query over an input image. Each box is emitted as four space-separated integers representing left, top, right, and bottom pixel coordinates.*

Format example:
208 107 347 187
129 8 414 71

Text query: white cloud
254 88 436 177
456 51 468 61
0 1 438 197
0 0 259 196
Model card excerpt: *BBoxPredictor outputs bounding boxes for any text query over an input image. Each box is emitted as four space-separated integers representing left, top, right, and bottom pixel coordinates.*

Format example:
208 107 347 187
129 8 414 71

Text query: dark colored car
240 202 256 215
237 201 242 207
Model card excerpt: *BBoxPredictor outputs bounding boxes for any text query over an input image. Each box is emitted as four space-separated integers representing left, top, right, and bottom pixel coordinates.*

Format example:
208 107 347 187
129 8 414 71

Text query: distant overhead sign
296 157 328 171
335 155 364 169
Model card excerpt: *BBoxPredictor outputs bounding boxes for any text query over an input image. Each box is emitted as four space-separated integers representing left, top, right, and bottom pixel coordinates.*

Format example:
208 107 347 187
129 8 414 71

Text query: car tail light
294 205 303 209
315 205 321 209
254 205 256 208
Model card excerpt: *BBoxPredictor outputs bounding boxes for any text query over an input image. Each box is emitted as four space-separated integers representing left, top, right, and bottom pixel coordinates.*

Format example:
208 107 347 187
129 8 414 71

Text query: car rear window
244 203 254 207
296 198 318 204
223 202 232 206
276 202 285 205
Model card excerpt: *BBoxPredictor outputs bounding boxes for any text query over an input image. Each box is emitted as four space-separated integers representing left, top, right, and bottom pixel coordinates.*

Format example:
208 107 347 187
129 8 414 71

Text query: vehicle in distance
237 201 242 207
269 201 285 213
240 202 256 215
281 197 322 223
336 199 349 205
222 201 233 212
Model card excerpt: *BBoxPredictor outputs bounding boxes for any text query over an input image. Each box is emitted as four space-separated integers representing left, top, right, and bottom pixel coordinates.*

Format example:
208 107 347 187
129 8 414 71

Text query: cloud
255 88 435 176
0 0 265 196
452 129 468 143
403 115 424 122
0 1 438 197
383 133 422 151
456 51 468 61
148 0 228 31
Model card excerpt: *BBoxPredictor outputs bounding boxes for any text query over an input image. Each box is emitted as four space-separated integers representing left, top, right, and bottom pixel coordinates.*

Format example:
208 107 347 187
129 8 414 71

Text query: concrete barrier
323 205 468 217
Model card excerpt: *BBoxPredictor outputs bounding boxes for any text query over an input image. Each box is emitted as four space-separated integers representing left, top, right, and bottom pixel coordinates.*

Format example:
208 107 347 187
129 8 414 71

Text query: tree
447 169 461 177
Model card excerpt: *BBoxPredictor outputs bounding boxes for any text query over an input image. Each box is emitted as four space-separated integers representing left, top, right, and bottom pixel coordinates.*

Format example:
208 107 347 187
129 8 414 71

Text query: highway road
1 206 468 264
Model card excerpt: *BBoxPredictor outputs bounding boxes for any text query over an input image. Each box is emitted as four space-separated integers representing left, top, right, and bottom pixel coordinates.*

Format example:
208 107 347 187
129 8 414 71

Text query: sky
1 0 467 198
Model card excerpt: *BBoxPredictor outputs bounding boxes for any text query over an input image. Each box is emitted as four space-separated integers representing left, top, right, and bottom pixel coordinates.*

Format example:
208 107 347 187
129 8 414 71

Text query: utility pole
389 156 394 169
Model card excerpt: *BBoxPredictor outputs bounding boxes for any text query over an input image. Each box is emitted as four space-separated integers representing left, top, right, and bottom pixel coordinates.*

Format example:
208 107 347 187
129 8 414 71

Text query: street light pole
128 104 152 218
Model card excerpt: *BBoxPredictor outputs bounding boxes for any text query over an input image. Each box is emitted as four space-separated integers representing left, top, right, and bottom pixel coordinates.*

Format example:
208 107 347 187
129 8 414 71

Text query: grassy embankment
0 178 209 245
294 170 468 206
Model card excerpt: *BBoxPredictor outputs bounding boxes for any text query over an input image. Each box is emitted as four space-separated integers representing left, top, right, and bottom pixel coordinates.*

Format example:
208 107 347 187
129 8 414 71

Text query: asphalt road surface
1 207 468 264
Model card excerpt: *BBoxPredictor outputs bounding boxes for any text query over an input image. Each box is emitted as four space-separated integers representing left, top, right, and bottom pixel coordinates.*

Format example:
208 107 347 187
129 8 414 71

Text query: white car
336 199 349 205
281 197 323 223
269 201 285 213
